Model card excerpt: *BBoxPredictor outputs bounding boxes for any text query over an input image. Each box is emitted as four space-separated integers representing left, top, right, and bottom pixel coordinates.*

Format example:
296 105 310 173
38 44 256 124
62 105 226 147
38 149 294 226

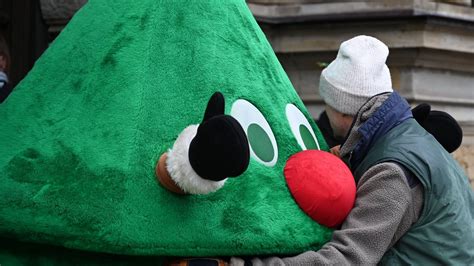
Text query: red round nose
284 150 356 228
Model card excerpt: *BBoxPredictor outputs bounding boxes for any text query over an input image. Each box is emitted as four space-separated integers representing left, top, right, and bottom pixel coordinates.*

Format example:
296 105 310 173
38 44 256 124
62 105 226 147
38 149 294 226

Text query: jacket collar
341 92 412 170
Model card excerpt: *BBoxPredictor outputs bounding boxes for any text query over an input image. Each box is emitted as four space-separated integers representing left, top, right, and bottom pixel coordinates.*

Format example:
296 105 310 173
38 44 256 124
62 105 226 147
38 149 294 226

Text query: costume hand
412 103 462 153
156 92 250 194
189 92 250 181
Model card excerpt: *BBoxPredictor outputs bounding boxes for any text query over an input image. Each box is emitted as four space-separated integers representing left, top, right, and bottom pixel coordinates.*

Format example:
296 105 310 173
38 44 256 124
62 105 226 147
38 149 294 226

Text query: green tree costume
0 0 353 264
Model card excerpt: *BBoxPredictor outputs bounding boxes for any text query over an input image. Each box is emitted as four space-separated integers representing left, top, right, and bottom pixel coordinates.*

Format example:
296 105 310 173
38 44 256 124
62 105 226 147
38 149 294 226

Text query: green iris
248 123 274 163
299 124 318 150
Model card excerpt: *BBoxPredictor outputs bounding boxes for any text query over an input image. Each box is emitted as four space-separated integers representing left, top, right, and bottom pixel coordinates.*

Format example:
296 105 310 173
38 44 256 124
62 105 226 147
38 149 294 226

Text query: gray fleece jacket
232 93 424 266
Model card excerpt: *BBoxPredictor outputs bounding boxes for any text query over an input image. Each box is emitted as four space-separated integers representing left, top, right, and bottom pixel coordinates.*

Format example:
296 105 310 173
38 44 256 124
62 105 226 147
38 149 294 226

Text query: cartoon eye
231 99 278 167
286 104 320 150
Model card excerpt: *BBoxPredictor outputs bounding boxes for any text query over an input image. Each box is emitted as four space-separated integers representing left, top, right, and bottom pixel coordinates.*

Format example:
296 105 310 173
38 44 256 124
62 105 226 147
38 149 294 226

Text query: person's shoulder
365 161 406 178
363 161 420 189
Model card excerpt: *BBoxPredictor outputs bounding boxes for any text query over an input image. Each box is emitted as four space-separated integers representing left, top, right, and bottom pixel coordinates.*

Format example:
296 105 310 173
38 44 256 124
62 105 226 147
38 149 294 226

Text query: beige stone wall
250 0 474 192
453 145 474 190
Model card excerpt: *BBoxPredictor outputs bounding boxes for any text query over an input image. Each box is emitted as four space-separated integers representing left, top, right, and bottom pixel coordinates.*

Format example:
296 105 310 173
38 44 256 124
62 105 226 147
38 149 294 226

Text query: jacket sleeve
231 162 422 266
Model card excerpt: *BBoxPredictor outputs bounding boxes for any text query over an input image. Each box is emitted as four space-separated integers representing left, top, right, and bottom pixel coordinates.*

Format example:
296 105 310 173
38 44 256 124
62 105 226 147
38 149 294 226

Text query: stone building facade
39 0 474 187
247 0 474 188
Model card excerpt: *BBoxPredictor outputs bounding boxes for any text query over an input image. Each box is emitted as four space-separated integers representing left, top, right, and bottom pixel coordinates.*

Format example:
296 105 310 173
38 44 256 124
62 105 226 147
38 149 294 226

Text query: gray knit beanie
319 35 393 115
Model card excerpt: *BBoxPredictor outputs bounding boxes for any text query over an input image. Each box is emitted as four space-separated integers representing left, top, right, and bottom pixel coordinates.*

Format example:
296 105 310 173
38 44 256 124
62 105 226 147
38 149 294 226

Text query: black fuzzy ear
412 103 431 125
202 92 225 123
423 110 463 153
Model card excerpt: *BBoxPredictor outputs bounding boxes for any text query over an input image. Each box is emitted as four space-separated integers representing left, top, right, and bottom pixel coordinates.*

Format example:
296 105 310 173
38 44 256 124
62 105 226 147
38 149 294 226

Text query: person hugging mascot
0 0 357 264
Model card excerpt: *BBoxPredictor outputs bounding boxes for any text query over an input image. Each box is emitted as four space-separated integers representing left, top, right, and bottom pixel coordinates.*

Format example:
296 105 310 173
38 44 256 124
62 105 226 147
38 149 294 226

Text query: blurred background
0 0 473 187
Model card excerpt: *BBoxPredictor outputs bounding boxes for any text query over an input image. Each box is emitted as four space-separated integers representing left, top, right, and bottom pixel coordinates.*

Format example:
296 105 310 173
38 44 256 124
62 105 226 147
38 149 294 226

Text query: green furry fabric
0 0 331 258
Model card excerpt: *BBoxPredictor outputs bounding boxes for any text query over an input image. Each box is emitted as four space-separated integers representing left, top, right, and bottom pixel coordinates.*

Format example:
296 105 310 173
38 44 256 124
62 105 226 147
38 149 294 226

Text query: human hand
330 145 341 157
